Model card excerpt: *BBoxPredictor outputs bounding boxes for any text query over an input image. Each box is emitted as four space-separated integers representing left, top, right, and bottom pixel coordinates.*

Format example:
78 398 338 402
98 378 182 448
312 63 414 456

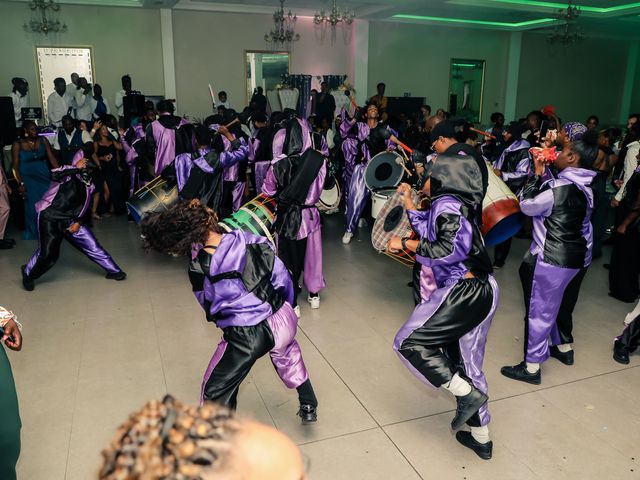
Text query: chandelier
264 0 300 51
547 1 582 44
23 0 67 35
314 0 355 27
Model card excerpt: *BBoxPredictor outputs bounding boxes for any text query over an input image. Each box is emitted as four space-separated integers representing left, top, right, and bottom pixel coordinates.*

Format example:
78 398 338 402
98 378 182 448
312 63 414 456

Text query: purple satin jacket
175 142 248 192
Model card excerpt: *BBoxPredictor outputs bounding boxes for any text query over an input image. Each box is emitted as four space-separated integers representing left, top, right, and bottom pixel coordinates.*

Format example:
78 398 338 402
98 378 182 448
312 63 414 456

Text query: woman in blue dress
11 121 59 240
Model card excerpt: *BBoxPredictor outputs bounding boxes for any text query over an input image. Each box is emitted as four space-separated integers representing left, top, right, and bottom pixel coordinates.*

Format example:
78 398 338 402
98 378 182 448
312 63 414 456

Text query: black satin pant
618 314 640 352
278 236 308 306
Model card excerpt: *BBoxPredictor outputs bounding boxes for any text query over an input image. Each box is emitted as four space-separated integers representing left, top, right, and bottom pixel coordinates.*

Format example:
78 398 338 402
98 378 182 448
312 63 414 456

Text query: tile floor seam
148 294 170 394
248 372 278 428
63 308 89 480
295 425 382 447
296 324 425 480
379 364 640 429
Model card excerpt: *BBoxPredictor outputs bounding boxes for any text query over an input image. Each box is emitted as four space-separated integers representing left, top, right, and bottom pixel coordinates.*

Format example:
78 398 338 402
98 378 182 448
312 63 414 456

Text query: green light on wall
483 0 640 14
452 63 482 68
392 14 555 28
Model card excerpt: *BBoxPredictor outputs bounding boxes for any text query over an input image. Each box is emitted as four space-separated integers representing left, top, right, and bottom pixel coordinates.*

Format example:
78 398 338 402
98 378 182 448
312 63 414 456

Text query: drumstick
394 156 413 178
344 90 359 112
389 135 413 154
208 84 216 104
470 127 496 140
213 117 241 136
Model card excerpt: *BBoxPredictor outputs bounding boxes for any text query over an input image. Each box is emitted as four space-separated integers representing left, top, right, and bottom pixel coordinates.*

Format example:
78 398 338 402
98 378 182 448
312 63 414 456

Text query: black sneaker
451 387 488 431
500 362 541 385
298 404 317 424
0 239 13 249
21 265 34 291
106 271 127 281
455 431 493 460
613 340 630 365
549 346 574 365
492 262 504 270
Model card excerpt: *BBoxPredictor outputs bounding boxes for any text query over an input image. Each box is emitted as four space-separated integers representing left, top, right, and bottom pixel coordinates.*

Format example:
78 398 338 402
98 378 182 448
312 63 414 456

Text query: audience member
9 78 28 127
47 77 70 127
52 115 92 165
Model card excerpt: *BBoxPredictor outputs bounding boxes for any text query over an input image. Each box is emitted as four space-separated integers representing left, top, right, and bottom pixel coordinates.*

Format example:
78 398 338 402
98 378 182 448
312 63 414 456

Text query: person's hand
493 168 502 178
611 198 620 208
613 179 623 189
105 153 113 161
532 153 546 176
93 119 103 131
67 222 81 234
2 318 22 351
397 182 411 196
217 125 229 136
18 183 26 198
617 224 627 235
387 236 403 253
76 158 88 169
543 130 557 148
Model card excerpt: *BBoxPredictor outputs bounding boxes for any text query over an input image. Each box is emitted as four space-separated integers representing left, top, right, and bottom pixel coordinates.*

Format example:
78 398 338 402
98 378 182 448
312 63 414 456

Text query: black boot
500 362 541 385
21 265 34 291
451 387 488 431
455 431 493 460
105 271 127 281
613 340 630 365
297 404 317 424
549 346 574 366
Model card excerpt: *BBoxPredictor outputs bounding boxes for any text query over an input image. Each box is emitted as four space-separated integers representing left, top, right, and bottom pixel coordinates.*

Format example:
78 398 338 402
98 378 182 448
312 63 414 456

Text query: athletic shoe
105 271 127 281
308 294 320 309
293 305 301 318
500 362 541 385
624 313 636 326
613 340 630 365
342 232 353 244
455 431 493 460
21 265 34 291
451 387 488 430
549 346 574 365
298 404 317 423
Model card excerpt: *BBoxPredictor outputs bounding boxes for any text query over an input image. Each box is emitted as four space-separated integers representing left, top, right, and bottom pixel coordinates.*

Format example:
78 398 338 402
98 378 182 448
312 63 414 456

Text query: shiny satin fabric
345 163 368 233
393 276 498 427
616 313 640 351
25 216 121 279
519 253 581 363
303 229 326 293
200 302 309 406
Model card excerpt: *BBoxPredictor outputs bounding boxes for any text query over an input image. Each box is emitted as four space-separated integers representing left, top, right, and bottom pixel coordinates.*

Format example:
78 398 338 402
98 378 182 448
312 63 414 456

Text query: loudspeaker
0 97 17 146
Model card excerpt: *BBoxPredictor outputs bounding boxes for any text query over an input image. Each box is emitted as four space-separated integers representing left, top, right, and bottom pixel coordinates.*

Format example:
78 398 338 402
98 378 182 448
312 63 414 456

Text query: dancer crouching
141 200 319 422
501 130 598 384
21 144 126 291
389 152 499 460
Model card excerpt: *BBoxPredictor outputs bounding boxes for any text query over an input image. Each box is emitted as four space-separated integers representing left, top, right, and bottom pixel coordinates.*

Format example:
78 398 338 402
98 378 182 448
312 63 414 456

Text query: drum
371 188 396 219
127 176 178 224
316 175 341 214
365 151 404 191
482 168 523 246
219 193 277 244
371 190 419 267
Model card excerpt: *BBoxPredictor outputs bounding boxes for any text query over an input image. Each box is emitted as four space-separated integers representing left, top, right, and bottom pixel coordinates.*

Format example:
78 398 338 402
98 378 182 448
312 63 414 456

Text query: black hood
283 118 305 157
429 152 484 208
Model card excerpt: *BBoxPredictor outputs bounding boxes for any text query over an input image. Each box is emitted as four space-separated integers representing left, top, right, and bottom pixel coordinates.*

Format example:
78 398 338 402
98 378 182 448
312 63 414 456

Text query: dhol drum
316 175 341 214
371 188 397 219
371 190 419 267
365 151 405 191
482 168 523 246
127 176 178 224
219 193 277 245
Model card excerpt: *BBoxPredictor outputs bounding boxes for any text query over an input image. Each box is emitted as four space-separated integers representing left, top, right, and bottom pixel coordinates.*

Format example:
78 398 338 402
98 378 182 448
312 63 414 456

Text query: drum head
371 190 418 252
365 152 404 191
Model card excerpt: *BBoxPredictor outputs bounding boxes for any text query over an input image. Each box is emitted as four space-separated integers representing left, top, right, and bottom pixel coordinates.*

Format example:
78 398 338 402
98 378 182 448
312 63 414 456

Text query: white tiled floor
2 214 639 479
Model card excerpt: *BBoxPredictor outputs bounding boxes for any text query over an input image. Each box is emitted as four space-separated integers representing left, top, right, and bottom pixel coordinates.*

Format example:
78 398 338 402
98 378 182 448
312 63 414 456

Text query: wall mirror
448 58 485 123
245 51 290 106
36 46 94 120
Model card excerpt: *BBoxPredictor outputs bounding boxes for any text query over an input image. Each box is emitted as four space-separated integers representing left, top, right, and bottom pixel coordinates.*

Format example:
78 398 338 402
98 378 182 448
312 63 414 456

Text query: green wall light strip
483 1 640 14
392 14 555 28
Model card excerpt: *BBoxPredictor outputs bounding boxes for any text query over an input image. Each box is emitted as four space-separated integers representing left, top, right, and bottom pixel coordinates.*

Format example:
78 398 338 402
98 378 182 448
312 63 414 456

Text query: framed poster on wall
36 46 94 120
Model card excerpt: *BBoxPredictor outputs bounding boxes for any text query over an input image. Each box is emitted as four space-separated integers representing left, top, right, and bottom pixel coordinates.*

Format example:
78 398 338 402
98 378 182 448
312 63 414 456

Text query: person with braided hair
99 395 308 480
141 201 318 422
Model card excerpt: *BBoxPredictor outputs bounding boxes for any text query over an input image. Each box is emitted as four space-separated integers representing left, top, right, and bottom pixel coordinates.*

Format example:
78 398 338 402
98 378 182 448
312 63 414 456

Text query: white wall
0 1 164 113
172 10 354 119
367 22 511 124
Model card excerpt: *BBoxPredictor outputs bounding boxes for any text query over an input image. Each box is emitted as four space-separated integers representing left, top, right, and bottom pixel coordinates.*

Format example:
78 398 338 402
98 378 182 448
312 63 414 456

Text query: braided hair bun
99 395 240 479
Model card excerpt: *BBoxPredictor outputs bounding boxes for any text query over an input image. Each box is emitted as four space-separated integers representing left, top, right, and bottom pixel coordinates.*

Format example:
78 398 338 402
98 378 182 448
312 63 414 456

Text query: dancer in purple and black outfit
141 200 318 422
389 149 499 460
21 146 126 291
263 117 328 312
501 130 599 384
146 100 191 177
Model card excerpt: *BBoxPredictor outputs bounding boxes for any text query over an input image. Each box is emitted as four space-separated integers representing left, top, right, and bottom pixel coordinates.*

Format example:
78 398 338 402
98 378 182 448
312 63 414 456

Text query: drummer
263 116 328 314
389 150 499 460
342 104 396 245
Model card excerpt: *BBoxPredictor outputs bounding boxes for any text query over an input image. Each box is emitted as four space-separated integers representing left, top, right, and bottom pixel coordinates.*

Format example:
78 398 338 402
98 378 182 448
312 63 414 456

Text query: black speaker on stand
0 97 17 147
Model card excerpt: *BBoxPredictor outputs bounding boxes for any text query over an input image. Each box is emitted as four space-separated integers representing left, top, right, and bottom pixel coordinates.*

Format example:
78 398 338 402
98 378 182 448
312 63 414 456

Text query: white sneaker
308 295 320 309
293 305 301 318
358 218 368 228
342 232 353 244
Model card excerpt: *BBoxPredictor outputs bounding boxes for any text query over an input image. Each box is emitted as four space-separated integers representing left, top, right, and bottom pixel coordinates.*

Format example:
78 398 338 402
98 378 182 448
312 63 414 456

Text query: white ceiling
11 0 640 34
